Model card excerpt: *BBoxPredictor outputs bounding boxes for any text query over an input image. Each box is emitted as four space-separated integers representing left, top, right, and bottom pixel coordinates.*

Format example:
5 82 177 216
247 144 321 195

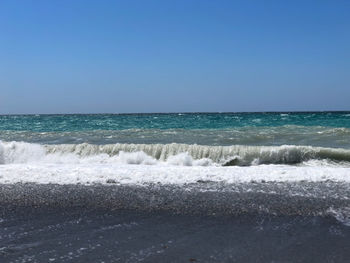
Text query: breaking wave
1 141 350 166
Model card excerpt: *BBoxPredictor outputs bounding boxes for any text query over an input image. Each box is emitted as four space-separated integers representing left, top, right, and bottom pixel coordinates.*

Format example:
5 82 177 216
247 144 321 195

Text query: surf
2 141 350 166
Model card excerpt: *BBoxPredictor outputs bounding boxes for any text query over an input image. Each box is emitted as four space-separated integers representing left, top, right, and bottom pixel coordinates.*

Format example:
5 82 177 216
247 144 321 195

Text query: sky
0 0 350 114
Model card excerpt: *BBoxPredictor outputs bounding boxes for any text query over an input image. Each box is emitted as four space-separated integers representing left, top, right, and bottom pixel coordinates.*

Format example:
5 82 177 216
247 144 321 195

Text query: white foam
0 162 350 185
166 152 213 166
0 141 46 164
0 140 350 186
114 151 157 165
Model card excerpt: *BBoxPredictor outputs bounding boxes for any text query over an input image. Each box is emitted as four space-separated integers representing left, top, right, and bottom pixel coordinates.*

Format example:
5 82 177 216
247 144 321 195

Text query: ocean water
1 112 350 262
1 112 350 147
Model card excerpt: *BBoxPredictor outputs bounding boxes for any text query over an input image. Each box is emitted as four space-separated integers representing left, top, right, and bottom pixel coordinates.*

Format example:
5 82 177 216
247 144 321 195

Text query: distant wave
2 141 350 166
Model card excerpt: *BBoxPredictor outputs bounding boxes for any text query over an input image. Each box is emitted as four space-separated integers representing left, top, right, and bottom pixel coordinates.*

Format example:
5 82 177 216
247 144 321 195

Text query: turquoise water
1 112 350 132
1 112 350 147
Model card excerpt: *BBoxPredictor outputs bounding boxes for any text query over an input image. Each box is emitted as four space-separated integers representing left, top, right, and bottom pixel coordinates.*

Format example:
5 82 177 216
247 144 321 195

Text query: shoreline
0 182 349 217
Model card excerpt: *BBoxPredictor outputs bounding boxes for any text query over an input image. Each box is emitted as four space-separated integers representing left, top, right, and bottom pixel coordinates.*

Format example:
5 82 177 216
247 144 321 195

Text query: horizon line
1 110 350 116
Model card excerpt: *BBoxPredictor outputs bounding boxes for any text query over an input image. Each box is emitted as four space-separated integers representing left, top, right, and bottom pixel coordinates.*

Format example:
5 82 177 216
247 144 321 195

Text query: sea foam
1 140 350 186
1 161 350 185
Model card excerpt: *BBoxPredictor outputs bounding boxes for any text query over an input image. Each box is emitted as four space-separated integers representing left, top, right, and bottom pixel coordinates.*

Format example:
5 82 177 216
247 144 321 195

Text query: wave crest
1 141 350 166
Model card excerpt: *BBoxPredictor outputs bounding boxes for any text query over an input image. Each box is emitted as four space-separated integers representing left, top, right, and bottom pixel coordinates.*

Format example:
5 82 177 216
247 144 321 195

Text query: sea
1 112 350 262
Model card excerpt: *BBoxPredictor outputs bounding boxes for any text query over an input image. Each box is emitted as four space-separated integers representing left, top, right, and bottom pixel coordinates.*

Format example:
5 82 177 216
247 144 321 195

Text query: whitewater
1 140 350 185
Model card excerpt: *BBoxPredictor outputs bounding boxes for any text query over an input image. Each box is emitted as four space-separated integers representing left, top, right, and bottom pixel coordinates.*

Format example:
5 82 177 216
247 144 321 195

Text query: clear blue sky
1 0 349 114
